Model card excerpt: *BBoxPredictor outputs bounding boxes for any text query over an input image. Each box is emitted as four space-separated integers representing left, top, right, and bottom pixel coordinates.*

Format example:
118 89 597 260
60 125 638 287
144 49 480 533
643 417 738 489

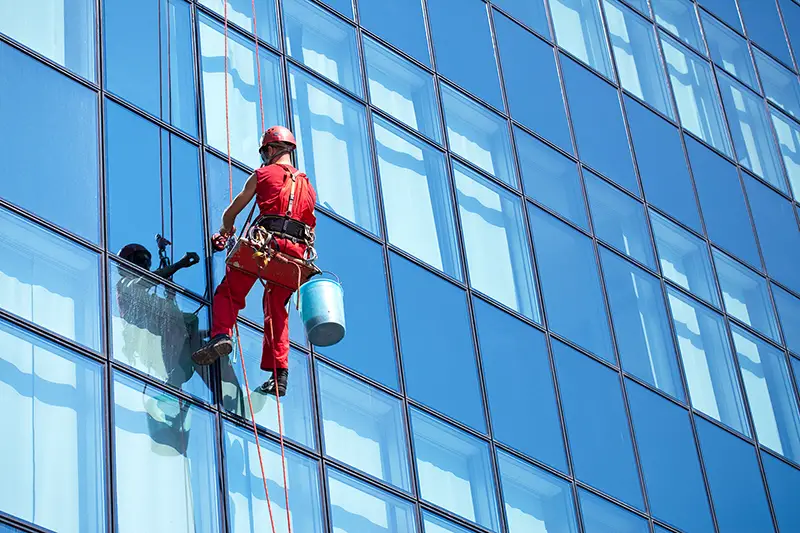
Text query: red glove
211 227 235 252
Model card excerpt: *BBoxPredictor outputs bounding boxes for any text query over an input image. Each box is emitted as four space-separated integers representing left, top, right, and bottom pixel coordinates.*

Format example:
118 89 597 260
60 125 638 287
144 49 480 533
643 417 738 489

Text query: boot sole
192 339 233 366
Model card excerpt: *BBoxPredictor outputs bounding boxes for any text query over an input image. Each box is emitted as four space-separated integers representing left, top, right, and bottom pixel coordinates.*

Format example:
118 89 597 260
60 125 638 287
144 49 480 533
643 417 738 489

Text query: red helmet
260 125 296 151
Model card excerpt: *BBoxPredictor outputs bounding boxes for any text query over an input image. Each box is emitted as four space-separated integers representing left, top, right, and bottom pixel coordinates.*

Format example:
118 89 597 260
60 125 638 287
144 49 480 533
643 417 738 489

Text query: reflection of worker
192 126 317 397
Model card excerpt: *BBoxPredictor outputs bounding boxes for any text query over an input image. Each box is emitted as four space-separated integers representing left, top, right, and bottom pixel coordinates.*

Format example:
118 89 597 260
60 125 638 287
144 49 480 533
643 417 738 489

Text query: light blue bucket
299 272 345 347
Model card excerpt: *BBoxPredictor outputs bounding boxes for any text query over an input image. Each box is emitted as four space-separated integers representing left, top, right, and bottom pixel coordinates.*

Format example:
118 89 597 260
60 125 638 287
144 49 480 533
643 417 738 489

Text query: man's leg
258 284 293 396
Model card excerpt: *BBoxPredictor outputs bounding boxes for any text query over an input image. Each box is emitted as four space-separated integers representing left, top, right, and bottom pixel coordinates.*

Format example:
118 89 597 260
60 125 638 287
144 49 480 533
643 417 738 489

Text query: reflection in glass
579 490 649 533
327 468 417 533
701 12 757 90
667 288 749 434
423 512 473 533
199 0 278 45
762 447 800 533
549 0 613 78
374 118 460 278
755 48 800 121
410 409 500 531
113 373 220 533
0 320 105 533
290 66 379 234
651 0 703 52
493 0 550 37
770 108 800 201
737 0 792 66
0 208 101 351
773 283 800 355
358 0 430 66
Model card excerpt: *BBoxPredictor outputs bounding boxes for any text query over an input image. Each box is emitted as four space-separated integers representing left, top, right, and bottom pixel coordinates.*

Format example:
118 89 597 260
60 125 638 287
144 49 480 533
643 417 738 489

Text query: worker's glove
211 232 231 252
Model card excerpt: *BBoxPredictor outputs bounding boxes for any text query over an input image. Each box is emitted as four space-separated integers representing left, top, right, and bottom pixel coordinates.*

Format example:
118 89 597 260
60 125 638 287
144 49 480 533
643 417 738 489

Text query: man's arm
220 172 257 234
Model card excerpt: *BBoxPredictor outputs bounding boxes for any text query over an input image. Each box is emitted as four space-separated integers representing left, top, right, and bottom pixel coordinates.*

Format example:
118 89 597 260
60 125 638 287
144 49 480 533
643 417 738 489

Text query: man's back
254 163 316 228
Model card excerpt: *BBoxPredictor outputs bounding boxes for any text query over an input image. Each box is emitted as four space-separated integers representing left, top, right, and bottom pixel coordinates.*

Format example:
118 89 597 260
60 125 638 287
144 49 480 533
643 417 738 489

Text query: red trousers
210 239 304 371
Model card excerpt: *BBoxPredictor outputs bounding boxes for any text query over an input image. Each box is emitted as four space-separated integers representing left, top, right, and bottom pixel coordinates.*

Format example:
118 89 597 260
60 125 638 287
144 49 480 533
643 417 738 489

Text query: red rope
251 0 266 133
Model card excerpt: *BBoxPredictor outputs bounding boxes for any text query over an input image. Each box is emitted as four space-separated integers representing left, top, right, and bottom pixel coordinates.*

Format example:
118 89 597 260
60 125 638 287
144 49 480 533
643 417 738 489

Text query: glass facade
5 1 800 532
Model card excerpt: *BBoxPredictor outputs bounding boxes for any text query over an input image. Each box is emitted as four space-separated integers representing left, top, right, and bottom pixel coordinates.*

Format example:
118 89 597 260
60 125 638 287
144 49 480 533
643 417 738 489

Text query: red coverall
210 163 317 371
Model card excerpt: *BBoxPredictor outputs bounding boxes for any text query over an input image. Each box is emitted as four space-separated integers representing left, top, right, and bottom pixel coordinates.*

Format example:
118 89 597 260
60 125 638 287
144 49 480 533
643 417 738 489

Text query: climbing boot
191 334 233 366
258 368 289 397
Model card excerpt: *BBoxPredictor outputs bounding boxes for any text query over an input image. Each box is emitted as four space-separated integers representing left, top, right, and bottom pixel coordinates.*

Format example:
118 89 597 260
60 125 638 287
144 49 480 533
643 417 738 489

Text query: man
192 126 317 397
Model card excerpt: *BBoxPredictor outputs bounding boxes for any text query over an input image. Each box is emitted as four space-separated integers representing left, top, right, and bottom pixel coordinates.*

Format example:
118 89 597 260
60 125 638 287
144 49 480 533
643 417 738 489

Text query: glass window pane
494 0 550 37
317 362 411 491
652 0 703 52
771 107 800 201
561 57 638 194
495 13 572 152
601 249 685 400
454 163 539 319
199 15 285 169
686 136 761 269
667 287 750 434
553 341 644 509
718 72 787 192
374 118 461 278
410 409 500 531
0 320 105 533
283 0 362 96
626 380 714 533
661 33 733 156
427 0 503 109
221 325 316 448
364 37 441 142
713 250 780 341
497 451 579 533
605 0 674 118
318 0 353 18
696 417 775 533
290 66 379 234
733 326 800 462
113 373 220 533
773 283 800 355
391 254 485 431
579 490 649 533
224 422 323 533
423 512 473 533
327 468 417 533
549 0 614 78
762 449 800 533
586 171 655 268
442 85 516 187
625 96 702 232
0 0 95 80
697 0 742 32
358 0 430 66
474 298 567 471
516 127 587 229
198 0 278 45
702 11 758 89
0 208 101 351
105 0 197 135
531 207 614 361
0 42 100 243
737 0 792 66
651 211 720 307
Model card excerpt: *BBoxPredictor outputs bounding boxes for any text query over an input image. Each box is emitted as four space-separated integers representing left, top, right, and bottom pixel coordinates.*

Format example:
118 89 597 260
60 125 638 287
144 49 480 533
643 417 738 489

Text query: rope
251 0 266 133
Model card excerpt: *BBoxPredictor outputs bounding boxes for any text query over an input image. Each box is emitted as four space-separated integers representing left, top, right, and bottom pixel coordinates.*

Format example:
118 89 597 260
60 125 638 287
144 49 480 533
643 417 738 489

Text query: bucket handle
316 270 342 286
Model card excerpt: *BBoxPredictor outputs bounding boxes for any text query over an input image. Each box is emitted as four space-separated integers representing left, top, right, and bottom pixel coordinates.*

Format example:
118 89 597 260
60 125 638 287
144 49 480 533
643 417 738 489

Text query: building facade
2 0 800 531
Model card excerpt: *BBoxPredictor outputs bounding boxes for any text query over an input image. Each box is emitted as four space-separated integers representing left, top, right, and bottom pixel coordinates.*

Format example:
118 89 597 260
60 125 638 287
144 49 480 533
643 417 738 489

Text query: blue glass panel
113 373 220 533
772 283 800 355
771 109 800 201
198 0 278 45
762 450 800 533
585 171 655 268
0 320 105 533
652 0 704 52
561 57 638 194
317 362 411 491
0 208 101 351
601 249 684 400
290 66 379 234
733 326 800 462
284 0 362 96
358 0 430 66
549 0 614 78
391 254 485 431
530 207 615 361
605 0 674 118
516 128 586 229
327 468 416 532
697 0 742 32
374 117 460 278
696 417 776 533
661 33 733 156
0 43 100 243
441 84 516 187
474 298 567 471
702 11 758 90
427 0 503 109
713 250 780 341
781 0 800 63
745 175 800 295
667 287 750 434
494 0 550 37
0 0 95 80
363 37 441 142
737 0 792 66
626 380 714 533
579 490 649 533
423 512 472 533
625 96 701 232
410 409 500 531
224 422 323 533
454 163 539 319
497 451 579 533
318 0 353 18
553 341 644 509
718 72 787 193
686 136 761 269
105 0 197 135
495 13 572 152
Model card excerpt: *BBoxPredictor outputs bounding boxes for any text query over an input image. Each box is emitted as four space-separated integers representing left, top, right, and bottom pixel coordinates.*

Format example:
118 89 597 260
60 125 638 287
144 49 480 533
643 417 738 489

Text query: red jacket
255 163 317 229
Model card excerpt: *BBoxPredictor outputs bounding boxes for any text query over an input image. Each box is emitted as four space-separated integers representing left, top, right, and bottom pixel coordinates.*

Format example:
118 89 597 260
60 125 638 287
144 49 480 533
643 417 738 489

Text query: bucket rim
306 270 342 286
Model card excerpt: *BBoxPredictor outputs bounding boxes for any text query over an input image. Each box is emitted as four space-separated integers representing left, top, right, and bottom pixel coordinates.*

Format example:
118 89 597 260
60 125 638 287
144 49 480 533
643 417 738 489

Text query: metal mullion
574 478 652 519
595 236 662 280
284 49 365 104
775 0 800 71
417 500 499 533
0 513 55 533
369 104 446 151
358 25 435 76
104 91 202 146
109 358 214 411
447 148 521 198
485 0 553 43
760 439 800 474
194 0 283 58
108 255 211 306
